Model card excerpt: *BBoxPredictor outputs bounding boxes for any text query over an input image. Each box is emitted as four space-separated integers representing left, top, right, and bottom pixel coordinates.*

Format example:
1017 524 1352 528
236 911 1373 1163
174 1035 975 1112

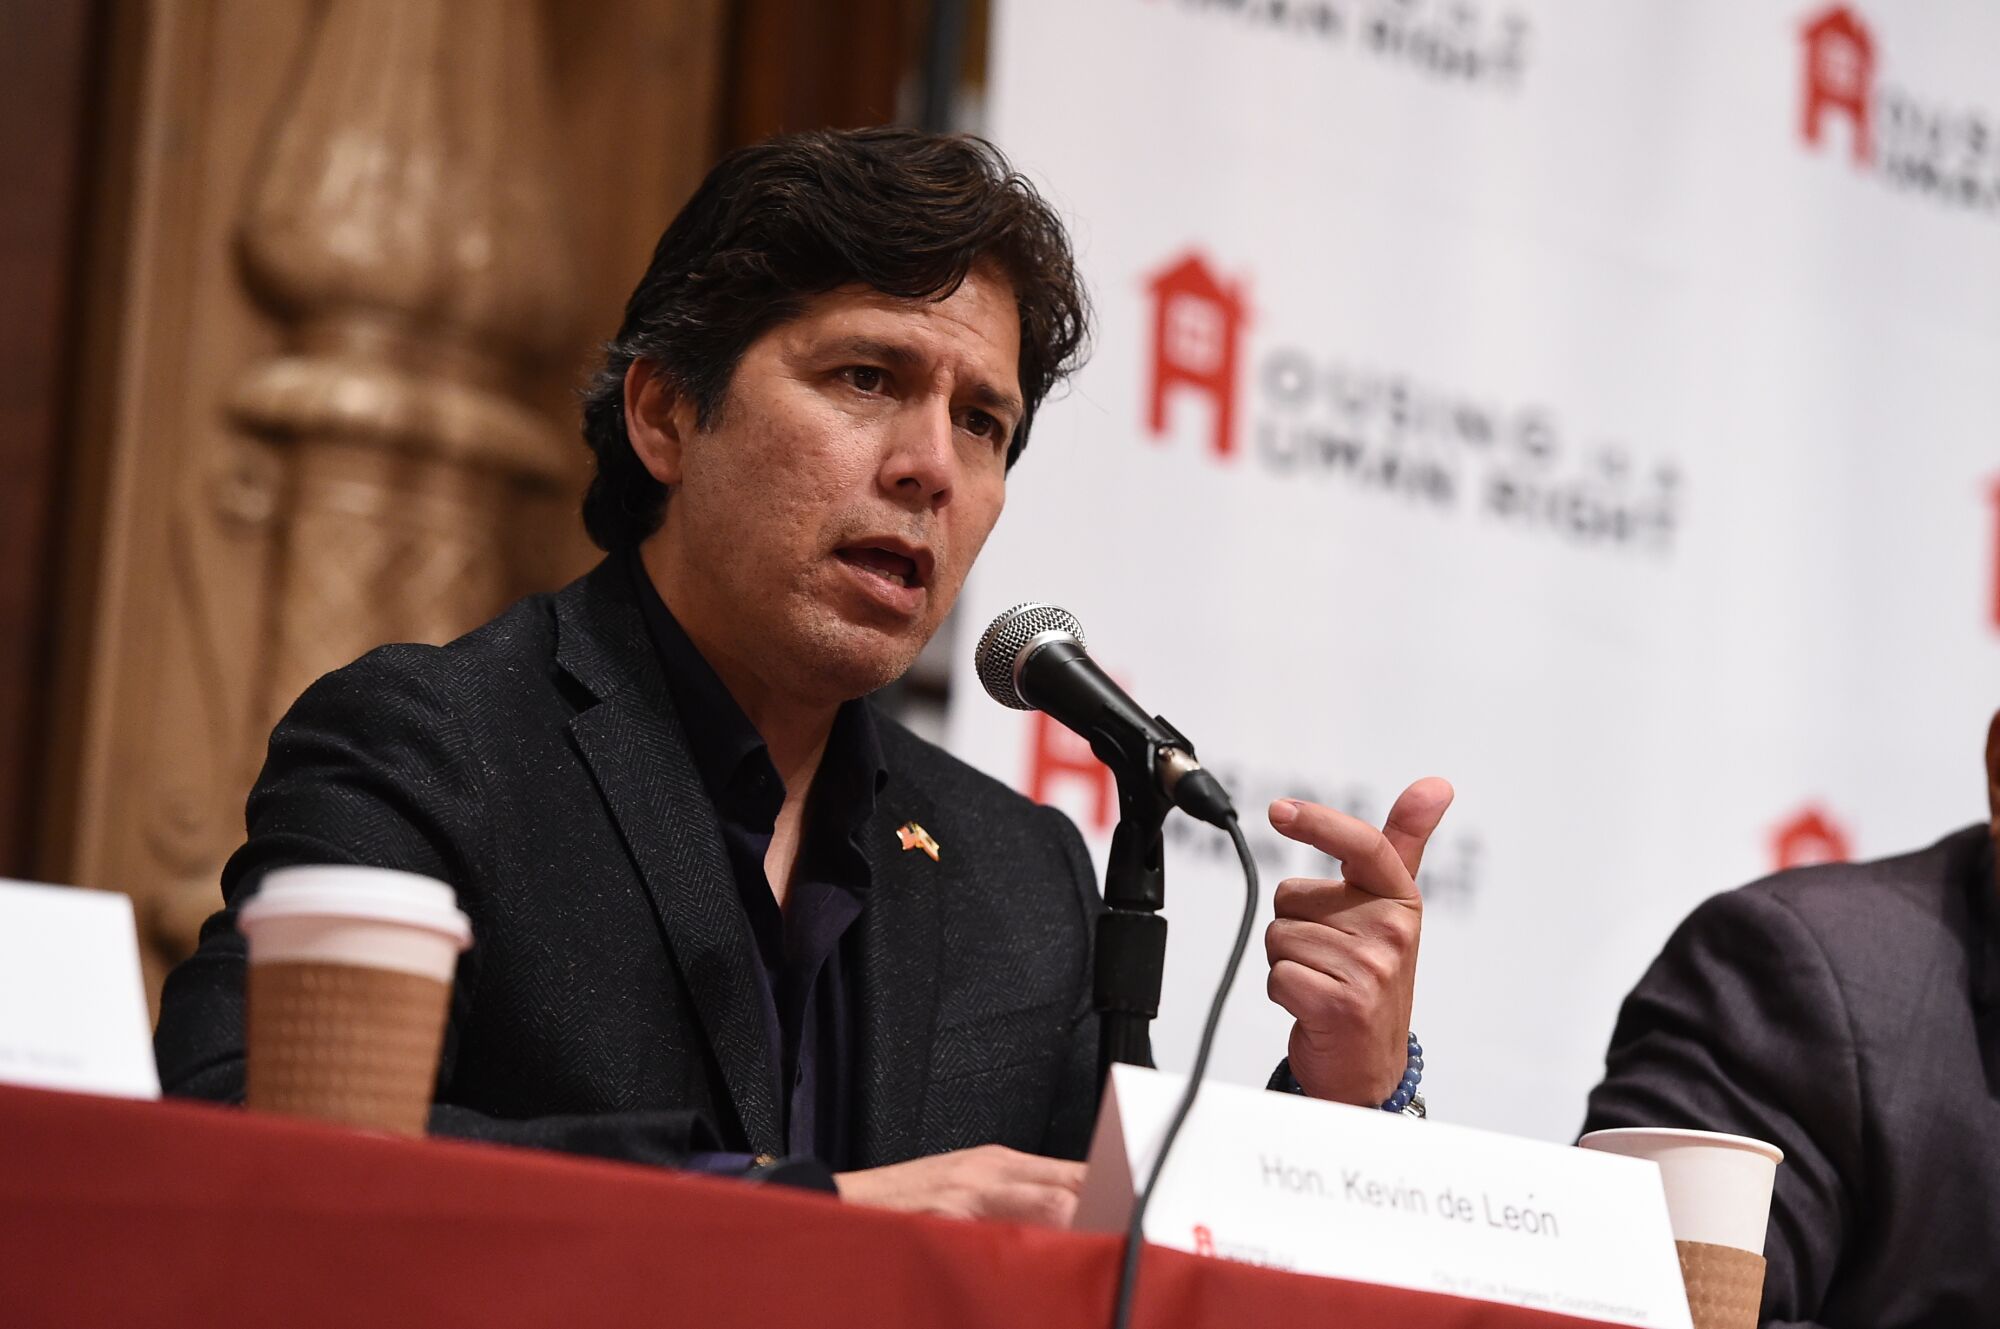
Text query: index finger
1268 798 1416 901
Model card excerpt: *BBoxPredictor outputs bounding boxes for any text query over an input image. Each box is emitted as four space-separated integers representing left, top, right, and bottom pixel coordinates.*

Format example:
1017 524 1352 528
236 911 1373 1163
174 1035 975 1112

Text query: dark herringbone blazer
1584 825 2000 1329
155 559 1103 1168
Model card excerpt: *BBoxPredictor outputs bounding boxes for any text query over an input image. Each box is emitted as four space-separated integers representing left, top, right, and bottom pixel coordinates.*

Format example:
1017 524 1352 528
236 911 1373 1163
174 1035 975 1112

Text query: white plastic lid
1579 1126 1784 1165
237 864 472 949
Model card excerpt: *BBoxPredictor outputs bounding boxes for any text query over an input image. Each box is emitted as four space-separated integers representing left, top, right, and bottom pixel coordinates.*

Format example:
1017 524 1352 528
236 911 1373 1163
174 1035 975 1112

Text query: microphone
977 602 1260 1329
974 602 1236 828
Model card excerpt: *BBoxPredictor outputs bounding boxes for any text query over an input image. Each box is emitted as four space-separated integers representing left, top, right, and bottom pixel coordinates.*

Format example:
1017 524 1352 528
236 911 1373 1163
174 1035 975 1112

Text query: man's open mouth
836 545 926 590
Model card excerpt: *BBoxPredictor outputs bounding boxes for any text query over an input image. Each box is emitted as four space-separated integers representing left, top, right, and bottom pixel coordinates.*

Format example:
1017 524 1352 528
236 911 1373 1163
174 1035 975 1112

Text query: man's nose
882 397 955 508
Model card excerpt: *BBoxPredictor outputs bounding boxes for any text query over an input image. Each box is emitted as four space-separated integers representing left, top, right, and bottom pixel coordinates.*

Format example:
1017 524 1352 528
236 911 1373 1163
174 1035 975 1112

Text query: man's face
636 266 1022 708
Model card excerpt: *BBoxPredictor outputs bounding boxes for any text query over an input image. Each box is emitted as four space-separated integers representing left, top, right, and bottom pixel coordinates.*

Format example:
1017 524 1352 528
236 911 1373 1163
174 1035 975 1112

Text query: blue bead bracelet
1380 1031 1424 1113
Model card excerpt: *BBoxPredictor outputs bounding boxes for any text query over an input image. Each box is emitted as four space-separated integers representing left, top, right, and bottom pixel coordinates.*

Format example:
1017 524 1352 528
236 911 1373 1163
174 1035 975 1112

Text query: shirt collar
627 552 886 838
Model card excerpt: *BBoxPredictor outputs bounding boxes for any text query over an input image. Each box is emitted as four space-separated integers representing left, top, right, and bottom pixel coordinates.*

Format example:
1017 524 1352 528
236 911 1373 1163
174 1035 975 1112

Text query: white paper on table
0 878 161 1099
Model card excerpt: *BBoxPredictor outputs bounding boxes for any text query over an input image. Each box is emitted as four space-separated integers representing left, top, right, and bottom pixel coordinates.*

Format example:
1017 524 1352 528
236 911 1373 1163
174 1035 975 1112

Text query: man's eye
963 410 1005 444
843 366 887 393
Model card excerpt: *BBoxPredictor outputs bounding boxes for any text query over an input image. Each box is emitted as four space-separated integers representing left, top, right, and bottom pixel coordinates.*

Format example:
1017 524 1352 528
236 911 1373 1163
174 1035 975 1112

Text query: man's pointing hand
1263 778 1453 1107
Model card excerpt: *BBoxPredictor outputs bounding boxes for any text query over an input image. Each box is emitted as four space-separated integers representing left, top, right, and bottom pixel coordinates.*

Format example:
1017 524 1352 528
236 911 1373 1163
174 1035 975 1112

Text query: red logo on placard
1192 1224 1218 1257
1772 806 1853 870
1027 709 1114 834
1145 252 1249 460
1799 5 1875 165
1793 8 1999 216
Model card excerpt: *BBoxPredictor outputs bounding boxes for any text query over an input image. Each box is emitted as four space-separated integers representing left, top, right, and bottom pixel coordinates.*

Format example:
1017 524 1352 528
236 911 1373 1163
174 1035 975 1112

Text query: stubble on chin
777 590 935 704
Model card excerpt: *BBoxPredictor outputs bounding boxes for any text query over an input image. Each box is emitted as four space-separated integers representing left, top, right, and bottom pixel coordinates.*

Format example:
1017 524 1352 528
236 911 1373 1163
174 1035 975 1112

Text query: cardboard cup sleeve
1675 1239 1767 1329
246 960 452 1136
238 865 471 1136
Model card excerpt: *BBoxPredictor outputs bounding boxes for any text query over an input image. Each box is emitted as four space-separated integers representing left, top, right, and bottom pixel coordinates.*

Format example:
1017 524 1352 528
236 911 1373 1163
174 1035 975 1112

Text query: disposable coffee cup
238 865 472 1136
1579 1127 1784 1329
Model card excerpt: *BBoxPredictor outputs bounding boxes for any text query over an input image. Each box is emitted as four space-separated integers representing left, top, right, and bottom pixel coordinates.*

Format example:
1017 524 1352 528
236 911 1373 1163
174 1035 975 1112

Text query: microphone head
974 602 1086 710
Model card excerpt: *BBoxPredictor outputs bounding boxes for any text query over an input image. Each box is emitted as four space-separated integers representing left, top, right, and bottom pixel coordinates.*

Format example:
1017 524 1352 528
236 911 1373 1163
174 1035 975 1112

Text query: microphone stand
1091 717 1196 1097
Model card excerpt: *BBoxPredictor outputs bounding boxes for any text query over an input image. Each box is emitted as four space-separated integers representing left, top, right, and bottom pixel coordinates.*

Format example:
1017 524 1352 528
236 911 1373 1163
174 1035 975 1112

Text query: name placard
1075 1065 1690 1328
0 879 160 1100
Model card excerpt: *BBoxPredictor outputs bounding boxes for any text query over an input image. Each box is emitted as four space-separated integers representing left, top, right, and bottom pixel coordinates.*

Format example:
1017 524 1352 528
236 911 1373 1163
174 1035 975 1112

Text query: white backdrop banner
949 0 2000 1141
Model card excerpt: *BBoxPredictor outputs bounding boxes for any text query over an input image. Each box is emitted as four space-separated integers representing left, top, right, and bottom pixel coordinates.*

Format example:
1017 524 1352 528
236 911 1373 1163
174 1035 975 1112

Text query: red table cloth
0 1085 1627 1328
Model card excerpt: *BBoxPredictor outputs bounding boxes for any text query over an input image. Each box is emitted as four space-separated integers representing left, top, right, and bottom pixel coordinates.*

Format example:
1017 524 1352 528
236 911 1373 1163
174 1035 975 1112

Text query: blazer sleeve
1035 804 1104 1162
1582 887 1863 1329
152 649 723 1169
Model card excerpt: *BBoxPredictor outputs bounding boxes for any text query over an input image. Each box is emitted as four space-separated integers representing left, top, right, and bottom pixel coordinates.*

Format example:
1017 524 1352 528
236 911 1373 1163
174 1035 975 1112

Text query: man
156 128 1452 1224
1584 712 2000 1327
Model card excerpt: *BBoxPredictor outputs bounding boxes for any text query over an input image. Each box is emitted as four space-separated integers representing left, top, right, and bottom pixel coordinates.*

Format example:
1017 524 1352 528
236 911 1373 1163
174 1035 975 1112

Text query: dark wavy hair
577 127 1092 551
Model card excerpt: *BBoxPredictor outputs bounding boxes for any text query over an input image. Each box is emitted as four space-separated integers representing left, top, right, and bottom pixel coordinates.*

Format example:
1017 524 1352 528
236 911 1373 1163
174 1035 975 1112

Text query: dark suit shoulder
1743 822 1985 918
245 588 580 896
1705 824 1989 1002
275 585 570 749
330 586 564 699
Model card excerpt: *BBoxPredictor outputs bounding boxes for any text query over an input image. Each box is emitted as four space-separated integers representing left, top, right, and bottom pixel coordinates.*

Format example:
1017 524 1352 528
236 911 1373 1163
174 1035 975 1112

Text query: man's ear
1986 708 2000 834
622 359 696 488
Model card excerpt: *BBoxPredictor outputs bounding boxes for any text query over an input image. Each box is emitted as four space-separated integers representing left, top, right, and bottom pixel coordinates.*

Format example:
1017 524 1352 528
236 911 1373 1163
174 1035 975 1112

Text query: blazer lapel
850 800 945 1167
554 562 783 1156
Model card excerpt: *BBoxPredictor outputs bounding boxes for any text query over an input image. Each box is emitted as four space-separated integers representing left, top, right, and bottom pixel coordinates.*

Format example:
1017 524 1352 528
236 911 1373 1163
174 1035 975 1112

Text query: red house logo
1145 252 1249 460
1771 805 1853 871
1027 710 1114 835
1799 5 1876 166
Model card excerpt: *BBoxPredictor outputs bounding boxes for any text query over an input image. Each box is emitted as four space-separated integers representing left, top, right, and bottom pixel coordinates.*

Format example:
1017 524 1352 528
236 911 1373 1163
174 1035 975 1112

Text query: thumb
1381 777 1454 879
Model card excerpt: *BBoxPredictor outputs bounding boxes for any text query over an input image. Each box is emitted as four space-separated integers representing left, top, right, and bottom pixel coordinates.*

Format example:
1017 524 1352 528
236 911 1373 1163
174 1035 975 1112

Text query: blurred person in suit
154 128 1452 1222
1585 711 2000 1327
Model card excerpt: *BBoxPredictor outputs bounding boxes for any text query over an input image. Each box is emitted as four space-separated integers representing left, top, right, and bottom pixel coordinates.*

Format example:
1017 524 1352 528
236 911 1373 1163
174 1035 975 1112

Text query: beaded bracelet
1267 1031 1424 1115
1379 1031 1424 1113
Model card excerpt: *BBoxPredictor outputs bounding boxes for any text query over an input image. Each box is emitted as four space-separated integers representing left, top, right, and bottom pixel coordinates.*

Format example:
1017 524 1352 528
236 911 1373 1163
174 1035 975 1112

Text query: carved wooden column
231 0 573 718
46 0 722 1001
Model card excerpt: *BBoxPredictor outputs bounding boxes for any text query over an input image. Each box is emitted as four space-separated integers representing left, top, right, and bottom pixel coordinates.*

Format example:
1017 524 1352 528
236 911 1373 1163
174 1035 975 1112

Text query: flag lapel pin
896 821 940 862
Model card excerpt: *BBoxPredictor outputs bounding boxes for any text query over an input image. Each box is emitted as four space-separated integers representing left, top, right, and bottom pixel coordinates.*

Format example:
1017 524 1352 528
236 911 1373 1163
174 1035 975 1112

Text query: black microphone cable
1108 815 1260 1329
